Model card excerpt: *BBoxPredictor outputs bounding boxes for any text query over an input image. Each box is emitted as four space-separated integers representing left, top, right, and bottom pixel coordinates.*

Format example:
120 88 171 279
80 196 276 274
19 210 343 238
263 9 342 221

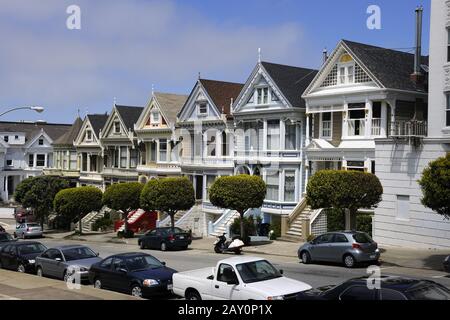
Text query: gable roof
115 105 143 130
53 117 83 146
341 40 428 93
0 121 72 142
86 114 108 137
260 62 318 108
154 92 188 126
199 79 244 115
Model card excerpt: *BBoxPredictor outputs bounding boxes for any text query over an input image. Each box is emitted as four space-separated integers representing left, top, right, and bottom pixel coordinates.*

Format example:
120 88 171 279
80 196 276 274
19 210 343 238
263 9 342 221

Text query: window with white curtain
120 147 127 168
266 172 279 201
284 171 296 202
257 87 269 104
285 122 297 150
69 151 77 170
321 112 332 138
267 120 280 150
159 139 167 162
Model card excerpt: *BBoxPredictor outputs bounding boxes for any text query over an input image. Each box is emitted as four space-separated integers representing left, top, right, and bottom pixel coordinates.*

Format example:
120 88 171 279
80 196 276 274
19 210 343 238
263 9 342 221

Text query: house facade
373 1 450 249
0 121 71 202
134 92 188 183
100 105 143 187
73 114 108 190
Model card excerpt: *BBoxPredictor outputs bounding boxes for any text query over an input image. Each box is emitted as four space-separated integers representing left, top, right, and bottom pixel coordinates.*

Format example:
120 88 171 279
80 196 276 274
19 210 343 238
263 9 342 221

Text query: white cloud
0 0 313 122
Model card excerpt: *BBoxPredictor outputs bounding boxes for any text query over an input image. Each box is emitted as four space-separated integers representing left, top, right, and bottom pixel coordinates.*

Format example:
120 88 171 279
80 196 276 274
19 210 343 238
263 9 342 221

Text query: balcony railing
390 120 427 138
371 118 381 136
348 118 365 136
180 156 234 167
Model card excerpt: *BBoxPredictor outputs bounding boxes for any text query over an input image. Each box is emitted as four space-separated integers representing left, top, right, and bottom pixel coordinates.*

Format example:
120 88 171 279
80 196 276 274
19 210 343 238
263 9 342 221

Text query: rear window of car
26 223 39 227
352 233 373 243
406 284 450 300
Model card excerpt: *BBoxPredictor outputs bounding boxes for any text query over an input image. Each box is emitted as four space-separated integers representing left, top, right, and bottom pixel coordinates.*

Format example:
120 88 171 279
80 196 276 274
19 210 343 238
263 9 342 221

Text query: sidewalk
0 269 139 300
43 231 449 272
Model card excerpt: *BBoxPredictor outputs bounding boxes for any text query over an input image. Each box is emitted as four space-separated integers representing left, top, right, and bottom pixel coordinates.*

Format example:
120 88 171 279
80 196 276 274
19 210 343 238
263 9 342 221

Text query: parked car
172 256 312 300
298 231 380 268
35 245 102 282
89 252 177 298
296 275 450 300
444 255 450 273
0 232 17 249
0 241 47 273
13 222 43 239
138 227 192 251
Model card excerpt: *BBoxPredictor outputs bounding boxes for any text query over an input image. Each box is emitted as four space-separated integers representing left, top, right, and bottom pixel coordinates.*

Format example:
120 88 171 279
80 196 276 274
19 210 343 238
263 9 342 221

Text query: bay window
69 151 77 170
90 155 98 172
285 122 297 150
266 172 279 201
130 149 138 168
284 171 296 202
29 154 34 167
267 120 280 150
120 147 127 168
159 139 167 162
81 153 87 171
206 131 216 157
36 154 46 167
321 112 332 139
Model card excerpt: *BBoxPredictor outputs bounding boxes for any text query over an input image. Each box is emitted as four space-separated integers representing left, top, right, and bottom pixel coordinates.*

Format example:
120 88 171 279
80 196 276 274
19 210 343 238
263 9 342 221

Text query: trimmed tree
14 176 70 229
54 186 103 234
306 170 383 230
209 175 266 241
140 177 195 229
102 182 144 237
418 153 450 219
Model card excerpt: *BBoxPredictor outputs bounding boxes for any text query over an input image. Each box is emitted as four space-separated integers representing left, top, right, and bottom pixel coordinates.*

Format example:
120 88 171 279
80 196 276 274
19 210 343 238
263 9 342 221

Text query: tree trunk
79 213 83 235
344 208 358 230
170 212 175 230
123 211 129 233
239 212 245 242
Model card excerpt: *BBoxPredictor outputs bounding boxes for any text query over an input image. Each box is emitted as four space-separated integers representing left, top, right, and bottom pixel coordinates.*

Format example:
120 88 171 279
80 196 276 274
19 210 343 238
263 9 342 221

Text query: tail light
352 243 362 250
168 235 175 241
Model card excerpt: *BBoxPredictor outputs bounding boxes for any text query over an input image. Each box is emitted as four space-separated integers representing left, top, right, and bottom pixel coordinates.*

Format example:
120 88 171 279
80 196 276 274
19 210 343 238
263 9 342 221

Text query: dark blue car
88 252 177 298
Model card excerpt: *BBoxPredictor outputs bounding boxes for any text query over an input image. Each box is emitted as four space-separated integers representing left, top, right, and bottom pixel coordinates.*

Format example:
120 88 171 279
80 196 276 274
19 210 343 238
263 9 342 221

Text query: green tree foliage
54 186 103 234
103 182 144 235
14 176 70 229
418 153 450 219
209 175 266 240
140 177 195 229
307 170 382 229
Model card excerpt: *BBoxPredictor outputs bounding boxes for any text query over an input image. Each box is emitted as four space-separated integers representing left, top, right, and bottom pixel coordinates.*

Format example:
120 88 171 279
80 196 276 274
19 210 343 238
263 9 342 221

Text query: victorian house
134 92 188 183
0 121 71 202
100 104 143 187
73 114 108 189
232 61 317 228
43 117 83 187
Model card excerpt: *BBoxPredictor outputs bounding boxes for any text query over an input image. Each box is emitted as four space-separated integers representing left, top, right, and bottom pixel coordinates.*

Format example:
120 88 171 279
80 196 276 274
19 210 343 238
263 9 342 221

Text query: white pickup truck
172 256 311 300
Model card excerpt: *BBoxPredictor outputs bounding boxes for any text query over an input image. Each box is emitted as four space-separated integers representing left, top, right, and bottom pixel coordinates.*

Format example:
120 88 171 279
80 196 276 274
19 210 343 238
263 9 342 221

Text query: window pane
159 139 167 162
120 147 127 168
266 172 279 201
285 123 297 150
284 171 296 202
267 120 280 150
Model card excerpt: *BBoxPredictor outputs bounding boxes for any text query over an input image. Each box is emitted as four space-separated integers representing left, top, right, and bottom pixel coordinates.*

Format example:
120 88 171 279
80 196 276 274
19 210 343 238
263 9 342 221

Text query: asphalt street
35 238 450 291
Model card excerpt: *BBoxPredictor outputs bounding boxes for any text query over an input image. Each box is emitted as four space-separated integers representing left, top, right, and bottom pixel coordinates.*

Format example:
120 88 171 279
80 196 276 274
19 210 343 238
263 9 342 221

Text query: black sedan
0 232 17 249
297 275 450 300
138 227 192 251
88 252 177 298
0 241 47 273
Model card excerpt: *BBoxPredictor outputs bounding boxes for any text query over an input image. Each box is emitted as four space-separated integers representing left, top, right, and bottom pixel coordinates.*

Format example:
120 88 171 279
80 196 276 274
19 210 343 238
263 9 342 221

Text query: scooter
214 233 245 255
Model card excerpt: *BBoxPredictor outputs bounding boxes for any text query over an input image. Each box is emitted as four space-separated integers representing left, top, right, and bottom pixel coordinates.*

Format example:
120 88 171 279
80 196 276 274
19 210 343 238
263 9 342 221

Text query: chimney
322 48 328 65
411 6 424 83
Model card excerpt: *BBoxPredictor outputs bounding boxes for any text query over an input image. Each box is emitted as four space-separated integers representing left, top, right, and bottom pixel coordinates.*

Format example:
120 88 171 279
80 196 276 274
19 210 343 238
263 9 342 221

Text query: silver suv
298 231 380 268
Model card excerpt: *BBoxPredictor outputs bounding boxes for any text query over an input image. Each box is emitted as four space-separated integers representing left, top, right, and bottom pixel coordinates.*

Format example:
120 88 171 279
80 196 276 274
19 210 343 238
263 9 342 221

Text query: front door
195 175 203 200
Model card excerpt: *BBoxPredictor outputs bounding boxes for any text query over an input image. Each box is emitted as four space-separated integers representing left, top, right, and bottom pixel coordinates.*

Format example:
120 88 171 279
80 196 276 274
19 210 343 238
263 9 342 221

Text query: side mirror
55 258 62 262
161 261 166 266
118 268 128 274
279 269 284 275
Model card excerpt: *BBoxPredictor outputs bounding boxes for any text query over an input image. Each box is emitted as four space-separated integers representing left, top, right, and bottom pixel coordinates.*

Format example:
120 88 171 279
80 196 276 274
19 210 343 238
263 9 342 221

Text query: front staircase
208 209 240 237
75 206 107 233
284 206 315 240
116 209 145 232
158 211 187 227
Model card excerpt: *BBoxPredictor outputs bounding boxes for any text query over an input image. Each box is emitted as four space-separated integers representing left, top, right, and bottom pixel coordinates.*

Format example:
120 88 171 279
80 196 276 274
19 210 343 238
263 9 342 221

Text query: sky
0 0 430 124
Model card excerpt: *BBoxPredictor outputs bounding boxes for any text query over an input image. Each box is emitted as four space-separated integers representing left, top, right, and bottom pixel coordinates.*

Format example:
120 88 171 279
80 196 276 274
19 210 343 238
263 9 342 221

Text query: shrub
356 214 373 236
418 153 450 219
92 217 113 232
230 216 256 245
326 208 346 232
269 216 281 240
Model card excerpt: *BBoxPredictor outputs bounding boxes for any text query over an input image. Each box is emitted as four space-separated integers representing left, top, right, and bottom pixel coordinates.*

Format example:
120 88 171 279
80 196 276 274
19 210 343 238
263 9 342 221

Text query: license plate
179 236 184 239
370 254 376 259
167 284 173 290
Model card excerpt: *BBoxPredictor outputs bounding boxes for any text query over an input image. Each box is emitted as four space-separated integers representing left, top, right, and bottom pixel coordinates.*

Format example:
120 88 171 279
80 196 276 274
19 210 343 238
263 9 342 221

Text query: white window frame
197 102 208 116
256 87 269 105
151 111 160 125
86 129 93 141
265 171 280 202
113 121 121 134
320 112 333 139
283 170 297 202
396 195 410 221
159 139 168 162
338 62 355 85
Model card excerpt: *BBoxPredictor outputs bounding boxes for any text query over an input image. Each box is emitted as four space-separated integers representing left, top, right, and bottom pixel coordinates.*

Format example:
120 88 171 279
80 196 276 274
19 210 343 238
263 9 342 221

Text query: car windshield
236 260 282 283
406 284 450 300
126 255 164 271
352 232 373 243
0 233 13 241
26 224 40 228
62 247 97 261
18 243 46 255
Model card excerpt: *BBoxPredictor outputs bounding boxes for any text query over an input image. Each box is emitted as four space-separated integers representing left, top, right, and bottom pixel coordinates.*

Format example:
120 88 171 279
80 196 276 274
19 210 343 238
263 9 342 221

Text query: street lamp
0 106 45 118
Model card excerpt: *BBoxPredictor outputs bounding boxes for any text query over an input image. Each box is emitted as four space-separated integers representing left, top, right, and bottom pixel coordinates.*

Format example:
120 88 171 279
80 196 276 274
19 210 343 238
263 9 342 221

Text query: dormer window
338 53 355 85
114 121 121 134
86 130 92 141
151 111 160 125
198 103 208 116
257 87 269 104
38 138 44 145
3 136 8 142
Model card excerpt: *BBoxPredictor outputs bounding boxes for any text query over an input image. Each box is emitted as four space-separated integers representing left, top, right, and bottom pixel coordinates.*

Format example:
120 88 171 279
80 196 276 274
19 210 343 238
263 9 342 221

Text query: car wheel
344 254 356 268
17 264 26 273
186 290 202 300
63 271 73 283
160 242 167 251
139 241 146 250
94 278 102 289
36 267 43 277
301 251 311 264
131 284 143 298
13 232 17 238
